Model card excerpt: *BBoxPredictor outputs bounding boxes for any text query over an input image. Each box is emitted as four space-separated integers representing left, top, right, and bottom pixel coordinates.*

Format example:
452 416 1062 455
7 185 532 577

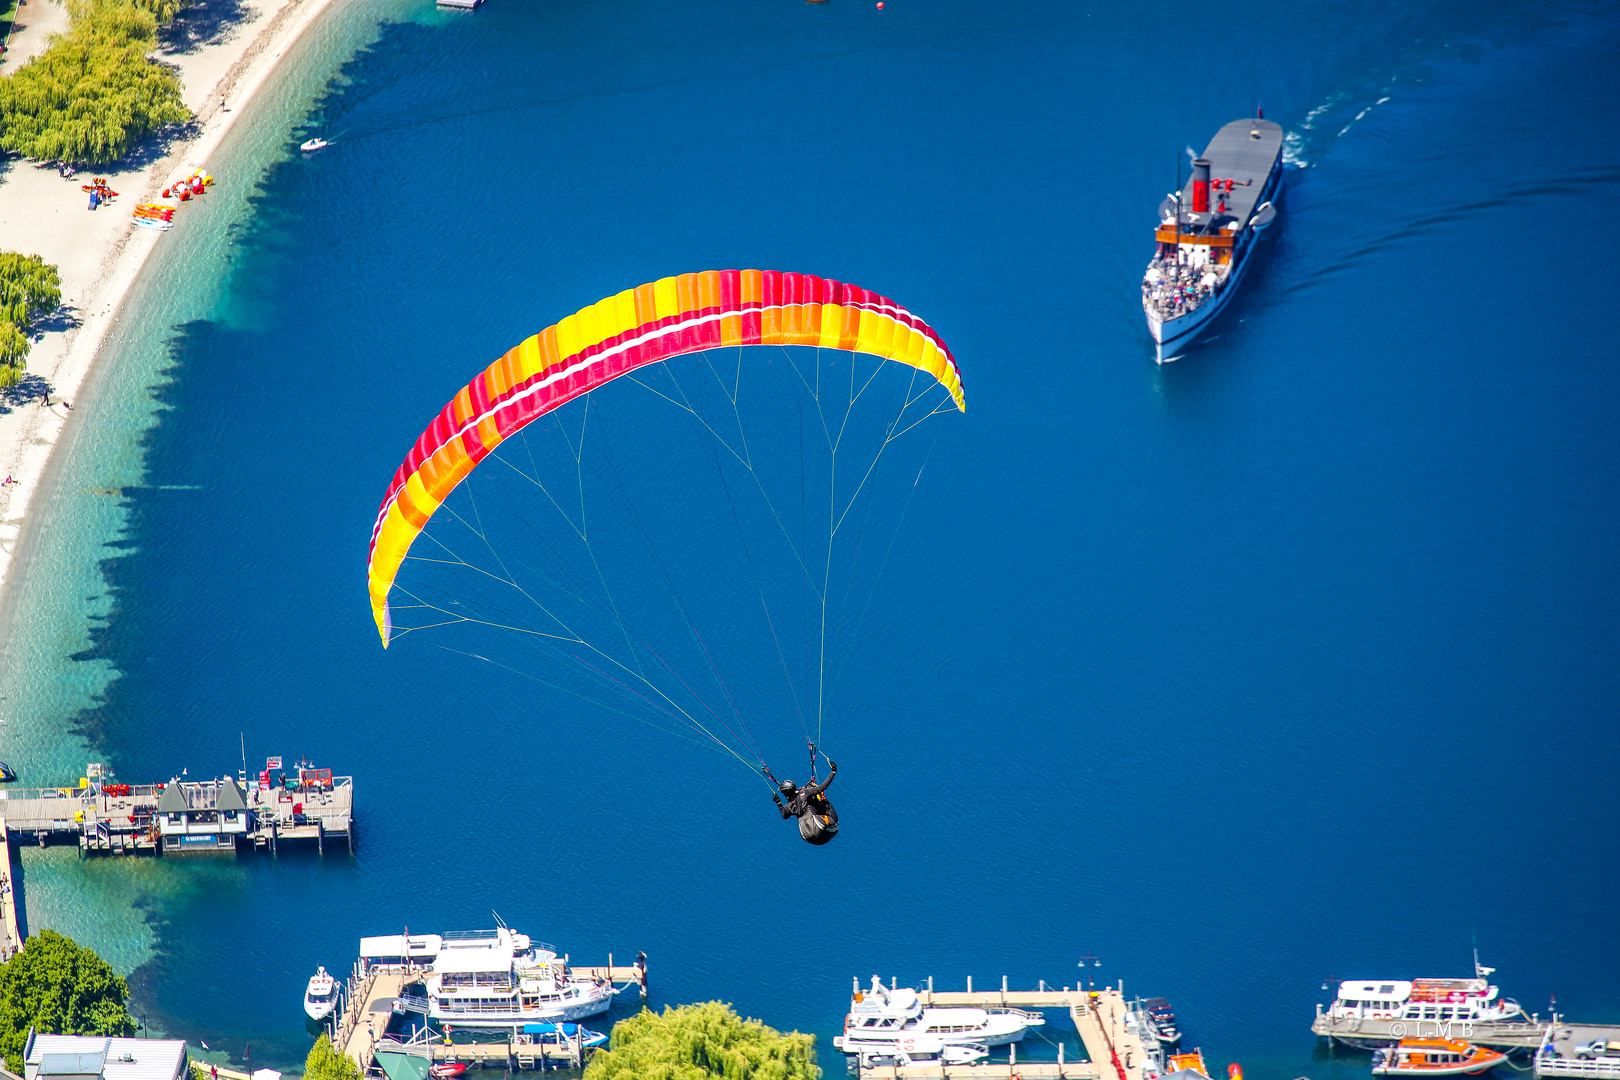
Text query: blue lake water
1 0 1618 1074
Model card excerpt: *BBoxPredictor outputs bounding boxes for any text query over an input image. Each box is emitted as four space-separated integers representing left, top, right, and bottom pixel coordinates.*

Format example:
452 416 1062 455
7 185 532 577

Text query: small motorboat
1151 1002 1181 1046
304 966 339 1021
1372 1038 1507 1077
849 1037 989 1071
522 1023 609 1049
429 1065 467 1079
0 763 15 783
300 138 331 153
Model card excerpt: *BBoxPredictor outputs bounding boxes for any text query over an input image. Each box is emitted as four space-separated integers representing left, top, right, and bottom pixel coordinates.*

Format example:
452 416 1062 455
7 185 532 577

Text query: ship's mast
1174 148 1181 263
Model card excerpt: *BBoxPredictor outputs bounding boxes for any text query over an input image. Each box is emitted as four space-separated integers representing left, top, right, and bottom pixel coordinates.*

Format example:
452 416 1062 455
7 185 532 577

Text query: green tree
0 250 61 373
583 1002 819 1080
0 930 135 1072
0 0 189 166
130 0 192 21
304 1034 363 1080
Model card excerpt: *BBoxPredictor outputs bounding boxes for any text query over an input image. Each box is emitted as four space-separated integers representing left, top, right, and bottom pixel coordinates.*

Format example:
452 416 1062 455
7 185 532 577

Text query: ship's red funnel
1190 157 1211 213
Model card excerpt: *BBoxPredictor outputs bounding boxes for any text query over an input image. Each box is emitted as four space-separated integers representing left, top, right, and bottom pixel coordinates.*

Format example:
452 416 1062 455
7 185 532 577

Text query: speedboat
842 1037 989 1072
835 975 1044 1060
304 966 339 1020
523 1023 609 1049
429 1066 466 1079
1152 1003 1182 1046
0 763 15 783
1372 1038 1507 1076
300 138 331 152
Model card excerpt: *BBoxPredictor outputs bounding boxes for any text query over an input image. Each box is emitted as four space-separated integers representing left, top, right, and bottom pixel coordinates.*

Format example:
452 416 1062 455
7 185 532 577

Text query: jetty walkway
0 765 352 856
0 827 19 960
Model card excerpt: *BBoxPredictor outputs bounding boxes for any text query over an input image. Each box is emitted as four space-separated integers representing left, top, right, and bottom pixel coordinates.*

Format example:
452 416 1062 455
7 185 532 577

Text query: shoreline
0 0 347 620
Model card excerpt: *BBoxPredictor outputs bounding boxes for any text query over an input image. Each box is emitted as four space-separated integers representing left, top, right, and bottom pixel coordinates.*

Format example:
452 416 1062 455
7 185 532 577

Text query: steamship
1143 114 1285 362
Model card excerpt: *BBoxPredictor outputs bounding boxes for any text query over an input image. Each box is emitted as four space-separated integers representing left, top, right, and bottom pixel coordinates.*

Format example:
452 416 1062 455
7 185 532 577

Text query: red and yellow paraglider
366 270 964 646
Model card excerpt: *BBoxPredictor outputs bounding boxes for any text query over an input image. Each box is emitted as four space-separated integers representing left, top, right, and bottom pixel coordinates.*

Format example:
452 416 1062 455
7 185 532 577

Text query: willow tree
0 0 189 166
0 251 60 372
583 1002 819 1080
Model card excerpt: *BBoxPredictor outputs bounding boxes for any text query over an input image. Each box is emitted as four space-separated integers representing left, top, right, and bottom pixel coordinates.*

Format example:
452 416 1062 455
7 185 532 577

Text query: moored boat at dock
833 975 1045 1065
304 965 339 1020
360 925 621 1026
1372 1038 1507 1076
1143 114 1284 363
1313 966 1537 1049
1164 1046 1248 1080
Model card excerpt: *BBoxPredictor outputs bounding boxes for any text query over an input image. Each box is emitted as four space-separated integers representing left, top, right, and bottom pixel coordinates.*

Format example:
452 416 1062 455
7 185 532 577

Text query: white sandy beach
0 0 345 604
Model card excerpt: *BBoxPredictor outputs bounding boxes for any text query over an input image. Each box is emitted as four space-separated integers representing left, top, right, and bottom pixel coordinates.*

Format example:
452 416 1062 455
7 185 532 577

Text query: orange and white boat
1371 1038 1506 1076
1165 1048 1247 1080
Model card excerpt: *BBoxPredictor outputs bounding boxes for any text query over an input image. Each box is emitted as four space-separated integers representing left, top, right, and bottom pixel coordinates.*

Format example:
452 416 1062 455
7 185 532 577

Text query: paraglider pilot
772 758 838 845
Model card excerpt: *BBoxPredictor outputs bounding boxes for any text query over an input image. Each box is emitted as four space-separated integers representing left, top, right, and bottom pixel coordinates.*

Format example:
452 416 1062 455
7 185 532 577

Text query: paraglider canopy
367 270 965 647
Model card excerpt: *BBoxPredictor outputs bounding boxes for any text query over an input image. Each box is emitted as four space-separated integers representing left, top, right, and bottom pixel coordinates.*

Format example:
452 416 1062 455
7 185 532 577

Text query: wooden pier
334 960 649 1072
852 980 1151 1080
0 761 353 856
0 823 20 960
1535 1023 1620 1080
1311 1006 1548 1049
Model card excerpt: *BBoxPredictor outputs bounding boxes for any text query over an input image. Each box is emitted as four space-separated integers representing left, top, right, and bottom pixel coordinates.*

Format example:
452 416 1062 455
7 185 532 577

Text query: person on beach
772 758 839 845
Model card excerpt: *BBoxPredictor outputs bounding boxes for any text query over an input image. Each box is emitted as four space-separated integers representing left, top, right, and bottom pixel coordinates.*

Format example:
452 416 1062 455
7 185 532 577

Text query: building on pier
0 758 353 856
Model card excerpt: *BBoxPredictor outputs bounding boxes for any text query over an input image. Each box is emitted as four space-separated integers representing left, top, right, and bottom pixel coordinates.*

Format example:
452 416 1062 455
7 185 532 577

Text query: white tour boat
304 966 339 1021
832 976 1045 1064
359 925 620 1026
1313 962 1533 1049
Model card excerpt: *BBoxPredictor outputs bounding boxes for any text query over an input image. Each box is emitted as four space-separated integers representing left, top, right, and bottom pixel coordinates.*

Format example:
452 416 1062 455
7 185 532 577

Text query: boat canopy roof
1412 979 1488 993
360 934 442 960
1339 981 1414 1001
433 944 519 974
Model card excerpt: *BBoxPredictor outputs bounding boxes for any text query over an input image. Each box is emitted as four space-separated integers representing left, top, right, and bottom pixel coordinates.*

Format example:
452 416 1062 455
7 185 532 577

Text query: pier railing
1538 1060 1620 1080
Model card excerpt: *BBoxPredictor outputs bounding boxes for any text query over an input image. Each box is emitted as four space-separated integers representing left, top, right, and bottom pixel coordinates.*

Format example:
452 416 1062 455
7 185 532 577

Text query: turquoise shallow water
1 0 1618 1074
